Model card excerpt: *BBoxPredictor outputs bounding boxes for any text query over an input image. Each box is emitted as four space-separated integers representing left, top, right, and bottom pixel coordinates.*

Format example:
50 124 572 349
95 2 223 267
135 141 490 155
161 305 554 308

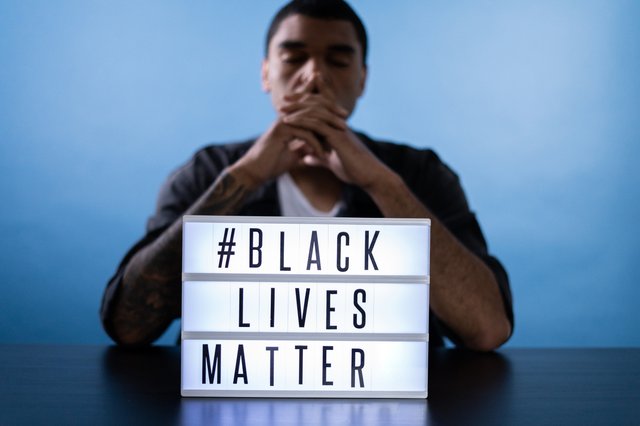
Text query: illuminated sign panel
181 216 430 398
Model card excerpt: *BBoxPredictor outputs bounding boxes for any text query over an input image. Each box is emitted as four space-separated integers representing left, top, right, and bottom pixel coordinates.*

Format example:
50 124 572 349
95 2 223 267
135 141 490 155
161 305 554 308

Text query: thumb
302 154 326 168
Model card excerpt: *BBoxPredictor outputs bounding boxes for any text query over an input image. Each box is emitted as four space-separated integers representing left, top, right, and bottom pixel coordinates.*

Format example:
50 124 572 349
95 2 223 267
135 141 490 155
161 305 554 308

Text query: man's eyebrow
277 41 356 55
278 40 307 50
327 44 356 55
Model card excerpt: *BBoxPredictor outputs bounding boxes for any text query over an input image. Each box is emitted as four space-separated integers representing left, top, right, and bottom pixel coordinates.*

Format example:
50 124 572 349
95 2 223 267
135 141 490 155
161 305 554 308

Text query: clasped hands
234 76 389 192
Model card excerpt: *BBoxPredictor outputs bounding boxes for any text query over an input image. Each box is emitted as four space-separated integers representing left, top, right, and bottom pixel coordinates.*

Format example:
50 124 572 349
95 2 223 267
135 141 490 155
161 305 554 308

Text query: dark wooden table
1 345 638 425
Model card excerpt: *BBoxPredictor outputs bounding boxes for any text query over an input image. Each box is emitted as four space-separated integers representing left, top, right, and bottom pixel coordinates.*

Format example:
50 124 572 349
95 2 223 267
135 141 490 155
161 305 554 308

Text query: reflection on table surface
101 345 511 425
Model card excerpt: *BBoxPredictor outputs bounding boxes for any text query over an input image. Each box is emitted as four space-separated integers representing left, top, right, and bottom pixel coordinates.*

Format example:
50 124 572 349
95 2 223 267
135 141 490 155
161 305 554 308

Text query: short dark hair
265 0 368 65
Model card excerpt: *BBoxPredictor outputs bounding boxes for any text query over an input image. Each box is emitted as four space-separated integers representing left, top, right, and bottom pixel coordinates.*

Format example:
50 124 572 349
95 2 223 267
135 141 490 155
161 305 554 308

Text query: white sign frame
181 215 430 398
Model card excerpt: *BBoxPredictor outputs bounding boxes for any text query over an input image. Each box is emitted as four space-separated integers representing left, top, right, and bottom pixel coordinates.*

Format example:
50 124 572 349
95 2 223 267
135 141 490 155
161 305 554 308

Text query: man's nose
302 60 326 92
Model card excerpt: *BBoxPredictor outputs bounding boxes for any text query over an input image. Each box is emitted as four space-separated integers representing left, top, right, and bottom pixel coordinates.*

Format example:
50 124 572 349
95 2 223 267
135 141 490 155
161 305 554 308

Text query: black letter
238 288 250 327
306 231 321 270
364 230 379 270
326 290 337 330
337 232 350 272
202 344 221 384
295 345 307 385
295 288 311 327
322 346 334 386
351 348 365 388
280 231 291 271
353 289 367 329
270 287 276 328
266 346 278 386
233 344 248 384
249 228 262 268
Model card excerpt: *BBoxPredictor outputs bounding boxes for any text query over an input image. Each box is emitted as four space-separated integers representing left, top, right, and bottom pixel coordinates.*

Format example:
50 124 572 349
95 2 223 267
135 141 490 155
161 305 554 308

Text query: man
101 0 513 351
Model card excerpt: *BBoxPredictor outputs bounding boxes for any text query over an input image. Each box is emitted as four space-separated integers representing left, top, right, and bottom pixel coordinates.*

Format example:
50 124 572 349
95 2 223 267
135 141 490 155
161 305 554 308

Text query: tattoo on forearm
114 168 254 343
198 169 253 216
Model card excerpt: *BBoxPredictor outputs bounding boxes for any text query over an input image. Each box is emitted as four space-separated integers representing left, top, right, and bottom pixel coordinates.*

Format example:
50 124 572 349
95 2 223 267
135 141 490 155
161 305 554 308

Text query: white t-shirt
277 172 343 217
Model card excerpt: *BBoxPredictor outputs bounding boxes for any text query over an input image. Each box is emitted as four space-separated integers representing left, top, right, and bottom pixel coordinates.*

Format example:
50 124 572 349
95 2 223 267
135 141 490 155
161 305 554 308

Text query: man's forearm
110 168 256 345
428 216 512 350
366 169 511 351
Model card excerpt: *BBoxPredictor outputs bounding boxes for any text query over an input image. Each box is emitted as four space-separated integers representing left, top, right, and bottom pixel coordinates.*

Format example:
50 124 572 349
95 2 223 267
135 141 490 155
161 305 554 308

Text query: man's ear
261 59 271 92
358 65 368 98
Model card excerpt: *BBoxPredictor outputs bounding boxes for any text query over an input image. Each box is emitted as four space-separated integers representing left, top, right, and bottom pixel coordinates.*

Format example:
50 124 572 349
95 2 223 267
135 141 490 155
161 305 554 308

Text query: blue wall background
1 0 638 346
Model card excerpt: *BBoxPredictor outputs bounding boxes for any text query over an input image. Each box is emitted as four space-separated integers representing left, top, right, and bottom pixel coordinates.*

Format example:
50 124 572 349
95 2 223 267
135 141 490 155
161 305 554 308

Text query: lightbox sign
181 216 430 398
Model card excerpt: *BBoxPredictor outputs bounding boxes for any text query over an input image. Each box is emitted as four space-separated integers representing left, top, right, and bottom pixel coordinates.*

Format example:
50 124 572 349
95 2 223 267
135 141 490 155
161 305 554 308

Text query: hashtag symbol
217 227 236 268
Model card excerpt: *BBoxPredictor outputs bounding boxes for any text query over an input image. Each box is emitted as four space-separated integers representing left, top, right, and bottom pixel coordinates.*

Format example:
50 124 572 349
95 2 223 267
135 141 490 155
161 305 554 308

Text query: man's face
262 14 367 117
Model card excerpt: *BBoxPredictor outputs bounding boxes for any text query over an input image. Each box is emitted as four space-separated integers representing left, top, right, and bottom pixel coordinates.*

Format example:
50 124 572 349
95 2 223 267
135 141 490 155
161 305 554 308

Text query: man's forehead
269 14 360 52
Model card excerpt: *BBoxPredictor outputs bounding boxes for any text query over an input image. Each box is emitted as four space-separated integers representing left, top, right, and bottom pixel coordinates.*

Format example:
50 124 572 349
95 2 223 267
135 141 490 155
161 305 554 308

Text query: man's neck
289 166 343 213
